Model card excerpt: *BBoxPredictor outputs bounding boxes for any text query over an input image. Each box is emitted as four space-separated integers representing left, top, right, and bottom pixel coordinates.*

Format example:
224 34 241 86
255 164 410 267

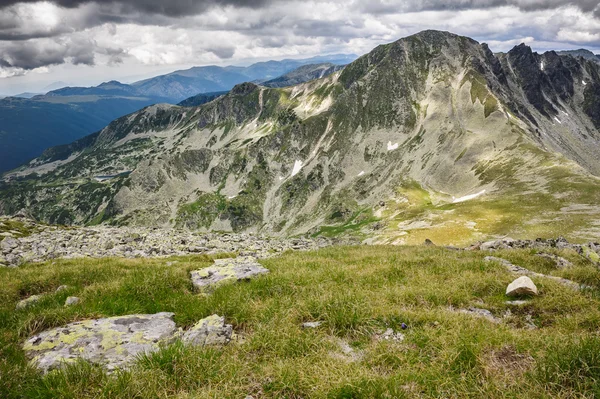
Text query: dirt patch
481 345 535 384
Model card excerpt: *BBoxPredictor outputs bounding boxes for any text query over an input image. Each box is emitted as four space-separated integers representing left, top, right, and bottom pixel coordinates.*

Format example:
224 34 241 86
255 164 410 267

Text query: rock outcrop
190 257 270 292
24 313 178 373
181 315 233 346
24 313 234 373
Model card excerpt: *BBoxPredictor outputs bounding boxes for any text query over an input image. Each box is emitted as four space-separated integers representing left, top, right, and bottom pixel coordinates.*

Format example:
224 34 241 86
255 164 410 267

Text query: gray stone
377 328 405 341
302 321 323 329
536 253 573 269
506 276 538 297
64 297 80 306
190 257 269 292
182 315 233 346
16 295 42 310
55 285 68 293
485 256 583 290
505 300 529 306
23 312 177 373
1 236 19 252
457 307 502 323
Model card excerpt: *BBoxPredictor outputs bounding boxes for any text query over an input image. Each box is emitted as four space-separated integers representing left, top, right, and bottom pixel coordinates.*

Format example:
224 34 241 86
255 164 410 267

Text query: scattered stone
182 315 233 346
1 236 19 252
506 276 538 297
55 285 68 293
301 321 323 329
0 216 343 267
423 239 435 246
480 237 516 251
190 257 269 292
64 297 80 306
376 328 405 341
505 300 529 306
23 312 177 373
579 245 600 265
485 256 584 290
330 338 364 363
16 295 42 310
524 314 538 330
456 307 502 323
536 253 573 269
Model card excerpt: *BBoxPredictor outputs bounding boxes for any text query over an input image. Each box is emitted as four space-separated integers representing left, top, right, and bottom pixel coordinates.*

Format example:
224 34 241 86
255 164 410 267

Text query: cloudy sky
1 0 599 94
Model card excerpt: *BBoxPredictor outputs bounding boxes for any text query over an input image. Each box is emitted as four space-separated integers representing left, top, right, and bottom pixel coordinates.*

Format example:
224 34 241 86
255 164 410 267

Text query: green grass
1 246 600 398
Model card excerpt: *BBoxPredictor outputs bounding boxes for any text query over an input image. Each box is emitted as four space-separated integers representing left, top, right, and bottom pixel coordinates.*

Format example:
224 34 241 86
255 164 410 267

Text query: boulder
190 257 269 292
23 312 177 373
182 315 233 346
506 276 538 297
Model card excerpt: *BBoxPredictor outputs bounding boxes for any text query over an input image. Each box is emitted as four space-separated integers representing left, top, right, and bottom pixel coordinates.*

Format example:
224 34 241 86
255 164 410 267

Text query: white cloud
1 1 600 92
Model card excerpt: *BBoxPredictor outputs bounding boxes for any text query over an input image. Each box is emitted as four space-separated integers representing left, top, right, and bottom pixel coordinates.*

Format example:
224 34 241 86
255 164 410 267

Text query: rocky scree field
3 30 600 245
2 242 600 398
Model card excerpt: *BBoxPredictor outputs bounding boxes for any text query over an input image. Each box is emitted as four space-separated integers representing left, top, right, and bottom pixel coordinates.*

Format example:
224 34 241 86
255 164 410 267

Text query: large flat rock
24 312 177 373
190 257 269 292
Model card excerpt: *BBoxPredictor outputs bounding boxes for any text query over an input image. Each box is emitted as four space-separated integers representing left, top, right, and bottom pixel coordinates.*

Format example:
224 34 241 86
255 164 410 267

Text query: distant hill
0 54 356 173
262 63 344 88
12 92 43 99
131 54 357 102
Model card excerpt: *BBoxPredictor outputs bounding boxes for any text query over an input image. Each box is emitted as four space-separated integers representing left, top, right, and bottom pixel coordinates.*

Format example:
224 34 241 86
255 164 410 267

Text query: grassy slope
1 246 600 398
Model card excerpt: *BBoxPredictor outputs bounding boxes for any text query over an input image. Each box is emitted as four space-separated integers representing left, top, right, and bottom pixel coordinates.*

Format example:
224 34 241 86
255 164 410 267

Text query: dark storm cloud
0 0 273 16
0 39 96 70
357 0 600 16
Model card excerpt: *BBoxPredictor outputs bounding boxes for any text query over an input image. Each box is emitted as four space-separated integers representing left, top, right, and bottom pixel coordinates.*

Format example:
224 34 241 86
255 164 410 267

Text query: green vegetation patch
1 246 600 398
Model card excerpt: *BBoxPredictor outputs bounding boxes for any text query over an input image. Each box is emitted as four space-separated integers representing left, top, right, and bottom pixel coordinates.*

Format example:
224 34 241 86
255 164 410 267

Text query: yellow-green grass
1 246 600 398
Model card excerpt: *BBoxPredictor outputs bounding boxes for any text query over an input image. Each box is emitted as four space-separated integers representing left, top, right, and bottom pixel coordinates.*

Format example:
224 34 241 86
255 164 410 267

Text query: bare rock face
182 315 233 346
190 257 269 292
23 312 177 373
506 276 538 297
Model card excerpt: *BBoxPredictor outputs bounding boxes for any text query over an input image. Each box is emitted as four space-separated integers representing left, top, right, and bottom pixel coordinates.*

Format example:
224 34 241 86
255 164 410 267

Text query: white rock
506 276 538 297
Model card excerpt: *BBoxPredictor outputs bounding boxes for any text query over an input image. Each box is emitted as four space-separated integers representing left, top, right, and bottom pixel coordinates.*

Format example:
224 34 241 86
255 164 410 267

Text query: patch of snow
582 80 587 86
540 61 545 71
291 160 303 177
562 111 568 116
387 141 399 151
452 189 486 204
357 171 365 177
554 117 562 124
279 176 284 181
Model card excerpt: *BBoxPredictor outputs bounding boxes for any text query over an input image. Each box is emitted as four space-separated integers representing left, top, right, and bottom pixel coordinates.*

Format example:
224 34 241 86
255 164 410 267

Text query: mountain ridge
2 30 600 245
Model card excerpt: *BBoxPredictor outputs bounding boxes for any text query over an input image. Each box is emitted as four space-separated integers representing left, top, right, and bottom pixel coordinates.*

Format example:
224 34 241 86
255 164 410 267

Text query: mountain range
1 31 600 245
0 55 355 174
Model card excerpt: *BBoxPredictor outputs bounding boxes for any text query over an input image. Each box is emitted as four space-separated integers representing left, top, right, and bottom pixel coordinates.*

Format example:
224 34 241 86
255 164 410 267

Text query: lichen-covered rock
536 253 573 269
23 312 177 373
16 295 42 310
190 257 269 292
182 315 233 346
506 276 538 297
